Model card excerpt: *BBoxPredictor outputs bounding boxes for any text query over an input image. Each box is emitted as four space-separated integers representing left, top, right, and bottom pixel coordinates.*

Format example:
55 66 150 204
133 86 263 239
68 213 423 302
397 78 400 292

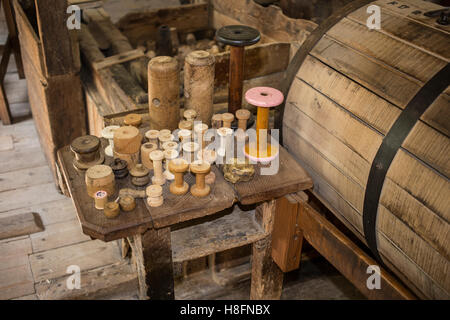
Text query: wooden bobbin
177 129 192 143
146 185 163 207
162 141 179 151
113 149 140 170
163 149 179 181
94 190 108 210
158 133 175 149
124 113 143 127
190 160 211 198
183 109 198 122
141 142 158 170
101 126 120 157
211 114 223 129
222 113 234 128
150 150 166 185
113 126 142 154
85 165 115 198
179 120 193 130
110 158 128 179
145 130 160 144
148 56 180 131
184 50 215 125
198 149 217 185
119 188 146 199
194 123 208 150
169 158 189 195
104 202 120 219
236 109 251 130
182 142 199 163
159 129 171 137
217 127 233 158
130 164 150 186
119 195 136 212
71 135 104 170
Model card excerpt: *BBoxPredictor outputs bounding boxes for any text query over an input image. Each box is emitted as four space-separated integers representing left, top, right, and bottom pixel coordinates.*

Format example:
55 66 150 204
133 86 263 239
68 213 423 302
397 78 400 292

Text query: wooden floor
0 0 364 300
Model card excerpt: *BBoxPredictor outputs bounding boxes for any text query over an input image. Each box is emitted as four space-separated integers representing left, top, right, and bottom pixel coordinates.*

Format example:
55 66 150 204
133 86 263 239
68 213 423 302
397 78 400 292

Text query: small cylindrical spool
183 109 198 122
182 142 199 163
148 56 180 131
113 126 142 154
163 149 179 181
217 127 233 158
145 130 160 144
190 160 211 197
85 165 115 198
162 141 179 151
110 158 128 179
236 109 251 130
158 133 174 149
104 202 120 219
178 120 193 130
150 150 166 185
94 190 108 210
177 129 192 143
130 164 150 186
184 51 215 126
124 113 143 127
71 135 103 170
141 142 158 170
146 185 164 207
222 113 234 128
119 195 136 212
101 126 120 158
211 114 222 129
159 129 172 137
194 123 208 150
113 149 139 170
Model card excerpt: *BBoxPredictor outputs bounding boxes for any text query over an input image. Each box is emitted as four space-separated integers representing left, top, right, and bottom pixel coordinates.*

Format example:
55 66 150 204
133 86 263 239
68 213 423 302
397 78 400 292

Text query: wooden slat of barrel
283 0 450 299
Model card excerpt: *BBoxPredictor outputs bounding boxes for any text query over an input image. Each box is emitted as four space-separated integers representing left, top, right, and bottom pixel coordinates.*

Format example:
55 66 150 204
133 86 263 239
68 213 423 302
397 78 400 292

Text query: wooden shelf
171 206 266 263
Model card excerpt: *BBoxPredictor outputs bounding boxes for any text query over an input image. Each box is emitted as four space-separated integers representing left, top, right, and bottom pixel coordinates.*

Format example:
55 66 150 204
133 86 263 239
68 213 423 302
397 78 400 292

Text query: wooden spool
148 56 180 130
183 109 198 122
222 113 234 128
194 123 208 150
190 160 211 197
113 149 139 170
124 113 143 127
85 165 115 198
113 126 142 154
182 142 199 163
94 190 108 210
146 185 163 207
282 0 450 299
150 150 166 185
104 202 120 219
163 149 179 181
119 195 136 212
169 158 189 195
211 114 223 129
179 120 193 130
158 133 175 149
177 129 192 143
184 51 215 125
130 164 150 187
70 135 104 170
141 142 158 170
145 129 160 144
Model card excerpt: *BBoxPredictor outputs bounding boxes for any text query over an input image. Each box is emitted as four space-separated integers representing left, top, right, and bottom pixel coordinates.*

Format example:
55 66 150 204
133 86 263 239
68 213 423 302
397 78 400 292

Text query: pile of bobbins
113 126 142 169
71 135 104 170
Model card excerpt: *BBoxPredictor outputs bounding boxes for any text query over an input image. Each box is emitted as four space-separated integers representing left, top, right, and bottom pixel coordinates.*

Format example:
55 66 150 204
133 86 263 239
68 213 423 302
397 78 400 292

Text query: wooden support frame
272 193 417 300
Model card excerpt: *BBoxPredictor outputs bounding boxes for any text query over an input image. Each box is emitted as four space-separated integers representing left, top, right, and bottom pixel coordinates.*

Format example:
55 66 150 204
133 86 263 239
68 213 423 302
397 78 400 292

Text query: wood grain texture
0 212 44 240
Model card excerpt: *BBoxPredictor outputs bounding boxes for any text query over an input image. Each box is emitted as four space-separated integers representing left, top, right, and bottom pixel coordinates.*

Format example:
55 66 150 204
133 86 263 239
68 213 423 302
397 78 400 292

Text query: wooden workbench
57 138 313 300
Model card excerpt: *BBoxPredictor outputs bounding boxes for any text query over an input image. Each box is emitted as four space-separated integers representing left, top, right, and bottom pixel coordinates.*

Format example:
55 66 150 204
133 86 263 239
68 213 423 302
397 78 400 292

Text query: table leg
250 199 284 300
131 227 175 300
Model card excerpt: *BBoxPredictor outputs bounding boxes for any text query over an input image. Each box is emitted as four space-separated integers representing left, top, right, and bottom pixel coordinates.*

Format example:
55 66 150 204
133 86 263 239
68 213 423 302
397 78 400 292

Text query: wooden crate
13 0 86 186
78 2 304 135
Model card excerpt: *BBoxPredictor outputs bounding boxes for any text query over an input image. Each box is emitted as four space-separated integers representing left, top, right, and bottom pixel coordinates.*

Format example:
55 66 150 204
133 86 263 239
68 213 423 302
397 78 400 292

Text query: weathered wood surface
116 3 210 47
283 0 450 299
171 206 265 263
0 212 44 240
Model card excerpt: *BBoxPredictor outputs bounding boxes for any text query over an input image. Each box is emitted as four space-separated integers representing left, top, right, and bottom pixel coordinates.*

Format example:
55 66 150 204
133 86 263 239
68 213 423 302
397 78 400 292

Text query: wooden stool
190 160 211 197
169 158 189 195
244 87 283 163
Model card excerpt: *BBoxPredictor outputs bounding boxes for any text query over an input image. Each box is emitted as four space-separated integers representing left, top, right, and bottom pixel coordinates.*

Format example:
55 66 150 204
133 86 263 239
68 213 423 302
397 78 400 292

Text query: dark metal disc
216 25 260 47
70 135 100 154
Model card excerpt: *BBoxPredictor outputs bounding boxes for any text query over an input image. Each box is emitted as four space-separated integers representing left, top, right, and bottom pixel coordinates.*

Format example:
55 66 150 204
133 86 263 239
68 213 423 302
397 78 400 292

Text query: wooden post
228 46 244 114
250 199 284 300
131 228 175 300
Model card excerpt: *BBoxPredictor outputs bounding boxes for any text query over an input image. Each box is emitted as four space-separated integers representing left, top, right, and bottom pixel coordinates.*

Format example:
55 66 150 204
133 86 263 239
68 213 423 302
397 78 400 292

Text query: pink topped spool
244 87 283 163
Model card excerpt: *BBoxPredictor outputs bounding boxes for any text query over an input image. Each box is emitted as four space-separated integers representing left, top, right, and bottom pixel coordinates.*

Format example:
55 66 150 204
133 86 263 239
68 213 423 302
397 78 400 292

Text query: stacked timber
283 0 449 299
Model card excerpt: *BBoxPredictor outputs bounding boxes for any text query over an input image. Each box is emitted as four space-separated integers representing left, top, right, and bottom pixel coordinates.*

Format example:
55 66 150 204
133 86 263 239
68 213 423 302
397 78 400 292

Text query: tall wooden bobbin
211 114 223 129
190 160 211 198
146 185 163 207
184 51 215 125
163 149 179 181
150 150 166 185
145 130 159 144
169 158 189 195
177 129 192 143
71 135 104 170
217 127 233 159
194 123 208 150
244 87 283 162
222 113 234 128
148 56 180 130
216 25 260 114
182 142 199 164
183 109 197 122
85 165 115 198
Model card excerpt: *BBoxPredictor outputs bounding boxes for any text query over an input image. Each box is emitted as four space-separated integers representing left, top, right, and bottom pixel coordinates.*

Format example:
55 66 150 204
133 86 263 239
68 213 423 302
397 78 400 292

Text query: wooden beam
298 199 416 300
0 212 44 240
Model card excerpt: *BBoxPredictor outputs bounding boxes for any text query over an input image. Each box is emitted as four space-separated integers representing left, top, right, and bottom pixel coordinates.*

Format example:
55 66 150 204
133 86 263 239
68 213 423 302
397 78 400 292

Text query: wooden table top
57 138 312 241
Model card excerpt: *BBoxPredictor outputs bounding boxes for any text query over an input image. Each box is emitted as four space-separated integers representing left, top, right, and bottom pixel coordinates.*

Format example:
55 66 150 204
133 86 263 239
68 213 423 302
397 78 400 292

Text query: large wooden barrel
283 0 449 299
